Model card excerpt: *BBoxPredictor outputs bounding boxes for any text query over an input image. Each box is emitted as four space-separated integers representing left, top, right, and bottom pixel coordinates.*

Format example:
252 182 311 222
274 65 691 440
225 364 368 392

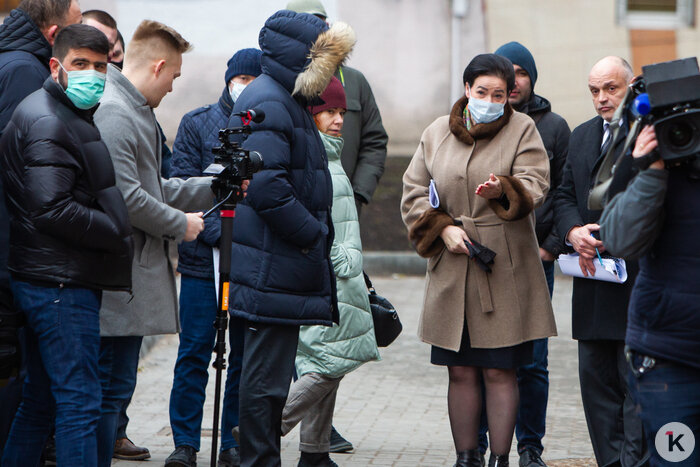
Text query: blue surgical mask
468 95 505 124
230 82 247 103
58 61 106 110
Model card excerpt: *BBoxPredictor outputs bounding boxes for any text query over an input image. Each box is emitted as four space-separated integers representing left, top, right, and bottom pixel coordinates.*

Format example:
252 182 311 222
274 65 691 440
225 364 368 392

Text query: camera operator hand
185 212 205 241
633 125 665 170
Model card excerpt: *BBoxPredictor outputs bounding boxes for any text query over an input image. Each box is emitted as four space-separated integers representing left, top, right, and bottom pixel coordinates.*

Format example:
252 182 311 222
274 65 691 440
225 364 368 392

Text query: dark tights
447 366 518 455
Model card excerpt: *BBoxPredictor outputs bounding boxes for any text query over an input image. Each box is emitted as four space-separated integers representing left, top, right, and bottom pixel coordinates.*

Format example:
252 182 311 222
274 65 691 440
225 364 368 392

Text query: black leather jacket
0 78 133 290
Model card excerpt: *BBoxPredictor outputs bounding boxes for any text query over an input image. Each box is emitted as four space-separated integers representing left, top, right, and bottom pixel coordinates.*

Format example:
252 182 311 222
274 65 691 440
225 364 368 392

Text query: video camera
203 109 265 205
632 57 700 165
588 57 700 210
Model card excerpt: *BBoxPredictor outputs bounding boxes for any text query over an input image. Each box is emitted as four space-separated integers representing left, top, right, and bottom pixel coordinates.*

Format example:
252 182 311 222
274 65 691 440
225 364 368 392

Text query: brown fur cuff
408 209 455 258
488 175 534 221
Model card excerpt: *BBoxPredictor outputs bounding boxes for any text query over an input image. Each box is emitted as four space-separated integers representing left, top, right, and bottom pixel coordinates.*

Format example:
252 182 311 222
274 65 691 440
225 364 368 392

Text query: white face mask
468 95 505 124
229 81 247 103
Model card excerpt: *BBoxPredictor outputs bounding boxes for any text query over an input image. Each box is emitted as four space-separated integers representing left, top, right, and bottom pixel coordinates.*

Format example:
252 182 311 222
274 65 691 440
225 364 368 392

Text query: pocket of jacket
428 247 447 271
346 98 362 112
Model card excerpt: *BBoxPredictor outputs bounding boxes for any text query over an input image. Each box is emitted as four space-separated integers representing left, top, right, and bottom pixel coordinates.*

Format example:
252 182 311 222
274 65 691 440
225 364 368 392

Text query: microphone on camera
235 108 265 125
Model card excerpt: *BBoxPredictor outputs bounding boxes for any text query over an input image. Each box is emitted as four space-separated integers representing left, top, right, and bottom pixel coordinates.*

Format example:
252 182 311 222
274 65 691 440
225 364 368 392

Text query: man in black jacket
554 56 647 467
487 41 569 467
0 24 132 466
0 0 82 455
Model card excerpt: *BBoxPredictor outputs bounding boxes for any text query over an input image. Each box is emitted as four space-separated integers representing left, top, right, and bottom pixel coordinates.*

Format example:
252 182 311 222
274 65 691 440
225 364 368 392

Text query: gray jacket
95 65 213 336
335 66 388 204
599 168 668 259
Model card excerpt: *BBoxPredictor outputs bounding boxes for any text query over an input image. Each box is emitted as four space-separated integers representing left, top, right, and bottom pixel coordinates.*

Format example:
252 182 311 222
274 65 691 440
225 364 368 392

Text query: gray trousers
281 372 342 453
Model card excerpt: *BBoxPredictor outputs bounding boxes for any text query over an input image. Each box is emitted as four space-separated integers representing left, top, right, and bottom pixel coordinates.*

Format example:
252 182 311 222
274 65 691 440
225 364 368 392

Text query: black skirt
431 318 534 369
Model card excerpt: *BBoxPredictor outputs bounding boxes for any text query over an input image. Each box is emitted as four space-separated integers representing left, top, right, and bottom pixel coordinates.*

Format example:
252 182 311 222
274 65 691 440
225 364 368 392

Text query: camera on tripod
631 57 700 166
204 109 265 202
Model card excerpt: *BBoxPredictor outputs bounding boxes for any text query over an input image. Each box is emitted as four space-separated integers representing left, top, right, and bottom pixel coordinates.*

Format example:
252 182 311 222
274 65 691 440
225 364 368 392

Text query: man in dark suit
554 56 647 467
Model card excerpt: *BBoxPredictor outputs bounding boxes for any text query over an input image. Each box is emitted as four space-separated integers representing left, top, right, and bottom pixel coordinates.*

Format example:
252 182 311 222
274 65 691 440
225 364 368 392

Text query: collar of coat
448 96 514 145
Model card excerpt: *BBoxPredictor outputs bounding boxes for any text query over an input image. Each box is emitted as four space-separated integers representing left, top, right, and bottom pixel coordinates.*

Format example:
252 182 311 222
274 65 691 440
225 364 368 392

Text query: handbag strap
363 271 377 295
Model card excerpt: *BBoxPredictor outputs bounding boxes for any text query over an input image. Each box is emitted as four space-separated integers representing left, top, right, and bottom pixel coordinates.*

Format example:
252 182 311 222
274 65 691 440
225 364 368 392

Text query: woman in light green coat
281 77 380 467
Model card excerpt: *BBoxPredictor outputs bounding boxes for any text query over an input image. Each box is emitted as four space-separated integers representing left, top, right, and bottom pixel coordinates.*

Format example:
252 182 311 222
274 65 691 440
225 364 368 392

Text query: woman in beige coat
401 54 556 467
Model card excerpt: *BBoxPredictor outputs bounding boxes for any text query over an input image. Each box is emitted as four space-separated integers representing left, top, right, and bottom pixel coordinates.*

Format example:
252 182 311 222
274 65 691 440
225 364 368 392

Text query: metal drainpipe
451 0 469 106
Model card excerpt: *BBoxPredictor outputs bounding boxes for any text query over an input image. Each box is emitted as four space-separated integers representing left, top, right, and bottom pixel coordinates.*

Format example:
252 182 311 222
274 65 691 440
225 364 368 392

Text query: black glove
465 240 497 273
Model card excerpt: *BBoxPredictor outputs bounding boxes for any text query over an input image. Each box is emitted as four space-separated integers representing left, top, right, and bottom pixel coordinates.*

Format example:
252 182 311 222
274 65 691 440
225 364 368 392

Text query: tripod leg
211 206 234 466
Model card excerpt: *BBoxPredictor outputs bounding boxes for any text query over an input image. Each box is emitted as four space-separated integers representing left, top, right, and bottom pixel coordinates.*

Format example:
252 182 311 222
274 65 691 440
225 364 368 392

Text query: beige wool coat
401 97 557 351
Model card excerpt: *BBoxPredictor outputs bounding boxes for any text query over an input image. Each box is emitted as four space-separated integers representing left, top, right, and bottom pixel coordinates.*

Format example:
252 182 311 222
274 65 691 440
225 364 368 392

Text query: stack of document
558 253 628 283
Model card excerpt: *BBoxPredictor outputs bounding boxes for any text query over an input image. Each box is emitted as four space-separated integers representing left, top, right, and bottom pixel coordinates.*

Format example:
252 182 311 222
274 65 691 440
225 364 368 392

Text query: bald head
588 56 634 122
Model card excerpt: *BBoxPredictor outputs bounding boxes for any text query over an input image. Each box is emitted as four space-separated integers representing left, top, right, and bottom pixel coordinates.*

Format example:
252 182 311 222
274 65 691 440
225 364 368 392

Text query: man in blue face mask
0 24 133 466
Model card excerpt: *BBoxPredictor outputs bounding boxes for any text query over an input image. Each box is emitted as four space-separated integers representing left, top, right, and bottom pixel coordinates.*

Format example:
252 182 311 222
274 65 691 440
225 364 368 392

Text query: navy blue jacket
170 88 234 279
0 9 53 291
227 11 338 326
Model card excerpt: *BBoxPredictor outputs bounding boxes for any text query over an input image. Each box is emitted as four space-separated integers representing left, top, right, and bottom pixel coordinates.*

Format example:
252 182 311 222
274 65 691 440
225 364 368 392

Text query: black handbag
363 272 402 347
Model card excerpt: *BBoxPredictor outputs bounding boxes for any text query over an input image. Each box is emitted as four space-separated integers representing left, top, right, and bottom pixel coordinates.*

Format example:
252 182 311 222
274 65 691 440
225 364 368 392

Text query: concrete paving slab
113 275 595 466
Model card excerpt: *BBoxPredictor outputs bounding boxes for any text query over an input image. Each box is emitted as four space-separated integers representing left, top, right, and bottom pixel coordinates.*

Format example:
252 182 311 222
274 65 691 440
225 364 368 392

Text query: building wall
485 0 700 130
71 0 487 155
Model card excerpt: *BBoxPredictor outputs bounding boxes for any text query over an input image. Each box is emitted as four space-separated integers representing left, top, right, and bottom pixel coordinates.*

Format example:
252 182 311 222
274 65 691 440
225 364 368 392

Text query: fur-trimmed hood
258 10 355 99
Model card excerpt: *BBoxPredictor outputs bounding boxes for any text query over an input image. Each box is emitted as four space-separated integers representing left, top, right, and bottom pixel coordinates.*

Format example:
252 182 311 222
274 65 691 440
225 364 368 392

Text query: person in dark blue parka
226 10 355 466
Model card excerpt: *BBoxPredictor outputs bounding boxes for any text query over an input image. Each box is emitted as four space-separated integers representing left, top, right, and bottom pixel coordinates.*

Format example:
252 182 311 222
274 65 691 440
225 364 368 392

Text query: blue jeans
97 335 142 467
479 260 553 454
1 280 101 467
169 275 243 451
628 351 700 466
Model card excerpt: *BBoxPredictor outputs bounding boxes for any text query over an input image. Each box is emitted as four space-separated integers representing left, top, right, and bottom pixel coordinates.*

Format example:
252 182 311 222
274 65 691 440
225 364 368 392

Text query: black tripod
202 111 264 466
204 185 242 467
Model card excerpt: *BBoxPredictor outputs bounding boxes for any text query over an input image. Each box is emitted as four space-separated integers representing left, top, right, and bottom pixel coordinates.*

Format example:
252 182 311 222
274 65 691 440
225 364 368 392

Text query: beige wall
485 0 630 129
486 0 700 131
337 0 487 155
75 0 487 156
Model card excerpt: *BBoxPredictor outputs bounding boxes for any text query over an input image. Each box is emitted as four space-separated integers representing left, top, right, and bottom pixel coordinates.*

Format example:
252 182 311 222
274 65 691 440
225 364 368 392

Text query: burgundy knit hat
309 77 346 115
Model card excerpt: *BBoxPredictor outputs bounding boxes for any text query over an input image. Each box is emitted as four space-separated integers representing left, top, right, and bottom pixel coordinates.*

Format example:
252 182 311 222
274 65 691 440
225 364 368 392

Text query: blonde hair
125 20 191 65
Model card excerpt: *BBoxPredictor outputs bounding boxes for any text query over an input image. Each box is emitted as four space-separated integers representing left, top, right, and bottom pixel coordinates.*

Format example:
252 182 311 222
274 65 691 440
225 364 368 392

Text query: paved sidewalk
113 275 595 466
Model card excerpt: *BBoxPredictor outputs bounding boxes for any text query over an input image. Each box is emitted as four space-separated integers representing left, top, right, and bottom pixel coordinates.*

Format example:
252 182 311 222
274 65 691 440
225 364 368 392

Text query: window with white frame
617 0 695 28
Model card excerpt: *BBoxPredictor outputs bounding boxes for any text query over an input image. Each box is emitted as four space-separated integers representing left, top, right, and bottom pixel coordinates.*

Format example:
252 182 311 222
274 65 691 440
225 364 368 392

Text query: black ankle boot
487 453 509 467
455 449 484 467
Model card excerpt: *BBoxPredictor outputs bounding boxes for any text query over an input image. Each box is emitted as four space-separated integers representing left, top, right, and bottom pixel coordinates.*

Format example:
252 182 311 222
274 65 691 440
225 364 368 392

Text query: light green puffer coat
295 132 381 378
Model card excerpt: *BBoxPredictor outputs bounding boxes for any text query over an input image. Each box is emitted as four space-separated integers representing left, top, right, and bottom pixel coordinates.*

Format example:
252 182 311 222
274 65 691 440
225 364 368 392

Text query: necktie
600 122 612 156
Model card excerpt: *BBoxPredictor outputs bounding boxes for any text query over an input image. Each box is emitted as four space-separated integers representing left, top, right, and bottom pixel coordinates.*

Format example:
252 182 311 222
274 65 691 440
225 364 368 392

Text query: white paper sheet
558 253 628 283
213 247 220 301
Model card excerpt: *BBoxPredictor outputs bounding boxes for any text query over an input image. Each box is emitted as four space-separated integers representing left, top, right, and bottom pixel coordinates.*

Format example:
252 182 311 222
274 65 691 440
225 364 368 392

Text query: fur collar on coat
448 96 514 145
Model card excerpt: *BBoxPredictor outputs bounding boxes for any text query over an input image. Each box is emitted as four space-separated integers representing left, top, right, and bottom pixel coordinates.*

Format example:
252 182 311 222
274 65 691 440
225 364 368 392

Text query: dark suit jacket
554 115 638 341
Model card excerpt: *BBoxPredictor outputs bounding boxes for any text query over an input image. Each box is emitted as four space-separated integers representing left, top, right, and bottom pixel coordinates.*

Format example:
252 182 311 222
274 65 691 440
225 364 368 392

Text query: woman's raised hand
475 173 503 199
439 225 471 255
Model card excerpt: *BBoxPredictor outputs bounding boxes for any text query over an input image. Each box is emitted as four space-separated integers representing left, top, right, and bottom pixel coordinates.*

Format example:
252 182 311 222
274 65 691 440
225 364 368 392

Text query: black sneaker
218 447 241 467
519 448 546 467
328 426 353 453
165 445 197 467
297 452 338 467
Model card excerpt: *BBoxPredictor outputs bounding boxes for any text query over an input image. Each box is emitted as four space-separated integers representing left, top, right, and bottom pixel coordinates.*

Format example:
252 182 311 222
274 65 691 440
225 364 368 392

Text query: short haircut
463 53 516 93
117 30 125 49
616 56 635 81
18 0 73 30
53 23 110 61
82 9 117 30
126 20 191 65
